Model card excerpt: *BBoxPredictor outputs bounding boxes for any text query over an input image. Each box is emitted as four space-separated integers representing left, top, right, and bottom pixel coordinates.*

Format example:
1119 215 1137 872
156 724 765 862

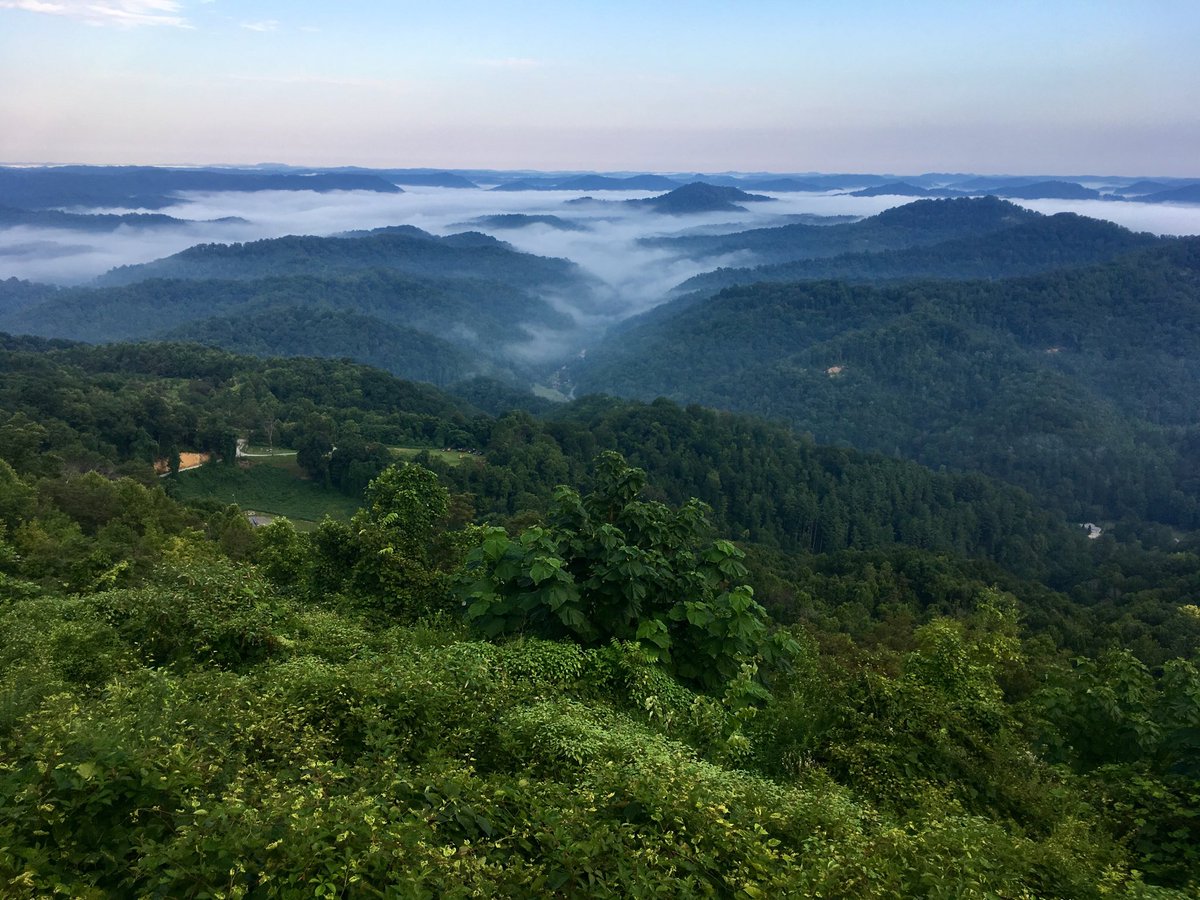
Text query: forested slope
577 239 1200 528
642 196 1040 265
679 212 1164 293
96 228 585 289
1 391 1197 895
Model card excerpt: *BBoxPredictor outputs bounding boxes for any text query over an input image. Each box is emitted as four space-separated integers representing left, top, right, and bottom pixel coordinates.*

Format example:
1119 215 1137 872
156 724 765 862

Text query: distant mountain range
1 166 1196 214
491 174 682 191
0 205 247 232
848 182 969 198
0 166 403 210
991 180 1102 200
1137 184 1200 204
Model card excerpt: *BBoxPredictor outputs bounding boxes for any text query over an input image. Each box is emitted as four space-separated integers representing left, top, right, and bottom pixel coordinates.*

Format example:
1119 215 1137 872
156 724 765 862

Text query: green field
167 447 477 530
167 459 361 530
389 446 478 466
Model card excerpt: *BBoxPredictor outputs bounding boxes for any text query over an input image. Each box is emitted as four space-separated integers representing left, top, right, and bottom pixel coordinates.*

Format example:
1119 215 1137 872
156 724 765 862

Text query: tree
345 462 458 616
461 452 795 689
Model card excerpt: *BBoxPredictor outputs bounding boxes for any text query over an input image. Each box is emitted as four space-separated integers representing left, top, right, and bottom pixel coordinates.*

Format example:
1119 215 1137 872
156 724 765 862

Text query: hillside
1 336 1197 894
0 205 247 232
463 213 589 232
95 228 586 289
642 196 1039 265
740 177 824 191
677 212 1165 293
848 182 967 198
0 269 576 377
163 306 479 386
628 182 775 214
575 239 1200 528
1141 183 1200 204
0 337 1197 895
992 180 1101 200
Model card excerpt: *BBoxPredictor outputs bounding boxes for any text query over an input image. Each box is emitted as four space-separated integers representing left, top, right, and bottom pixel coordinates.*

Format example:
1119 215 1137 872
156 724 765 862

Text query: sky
0 0 1198 175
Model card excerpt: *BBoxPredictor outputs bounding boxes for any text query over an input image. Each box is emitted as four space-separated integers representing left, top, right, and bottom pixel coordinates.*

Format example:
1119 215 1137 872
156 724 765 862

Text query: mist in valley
3 183 1200 369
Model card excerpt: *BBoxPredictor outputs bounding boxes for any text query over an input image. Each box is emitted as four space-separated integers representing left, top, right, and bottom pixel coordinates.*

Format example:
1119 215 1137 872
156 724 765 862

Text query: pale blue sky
1 0 1197 173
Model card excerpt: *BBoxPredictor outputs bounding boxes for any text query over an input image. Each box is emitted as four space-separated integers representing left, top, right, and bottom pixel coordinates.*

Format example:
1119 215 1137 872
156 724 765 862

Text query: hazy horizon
2 1 1197 175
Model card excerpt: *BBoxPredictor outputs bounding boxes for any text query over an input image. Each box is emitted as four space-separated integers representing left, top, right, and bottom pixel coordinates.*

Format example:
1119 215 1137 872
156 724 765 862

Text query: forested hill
0 269 572 384
0 276 57 315
162 306 477 387
678 212 1165 293
2 335 1198 895
575 238 1200 529
0 337 1087 581
96 227 587 289
628 181 775 214
0 205 246 232
642 196 1040 265
0 223 602 381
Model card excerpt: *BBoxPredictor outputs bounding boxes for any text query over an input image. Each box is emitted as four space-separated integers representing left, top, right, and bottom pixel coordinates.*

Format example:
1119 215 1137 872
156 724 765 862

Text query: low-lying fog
3 186 1200 329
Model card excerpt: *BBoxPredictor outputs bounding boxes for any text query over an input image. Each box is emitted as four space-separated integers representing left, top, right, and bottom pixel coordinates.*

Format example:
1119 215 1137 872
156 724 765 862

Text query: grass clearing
167 460 361 531
240 445 298 456
389 447 479 467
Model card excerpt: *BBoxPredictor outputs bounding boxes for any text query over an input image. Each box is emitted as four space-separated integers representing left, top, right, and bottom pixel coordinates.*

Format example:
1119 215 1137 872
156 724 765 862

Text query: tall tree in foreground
461 451 796 689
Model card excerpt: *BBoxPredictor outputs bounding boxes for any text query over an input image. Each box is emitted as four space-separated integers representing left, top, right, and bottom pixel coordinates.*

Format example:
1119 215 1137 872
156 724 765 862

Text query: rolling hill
575 239 1200 528
676 212 1165 293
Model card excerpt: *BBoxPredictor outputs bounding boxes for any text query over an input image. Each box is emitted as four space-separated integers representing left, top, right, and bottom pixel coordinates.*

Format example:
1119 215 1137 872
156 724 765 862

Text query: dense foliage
577 239 1200 530
641 196 1042 265
1 442 1196 895
96 228 583 288
679 212 1162 293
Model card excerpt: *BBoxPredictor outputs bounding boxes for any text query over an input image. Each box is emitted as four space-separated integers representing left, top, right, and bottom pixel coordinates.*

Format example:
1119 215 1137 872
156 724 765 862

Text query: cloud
0 0 189 27
239 19 278 32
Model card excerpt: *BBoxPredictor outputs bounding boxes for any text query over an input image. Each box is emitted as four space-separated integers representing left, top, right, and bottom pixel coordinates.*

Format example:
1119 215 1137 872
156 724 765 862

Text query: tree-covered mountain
847 182 968 198
0 267 577 375
372 170 478 188
628 181 775 214
490 173 683 191
462 213 589 231
575 239 1200 529
740 177 824 191
162 306 479 386
0 276 57 315
556 173 682 191
992 180 1101 200
0 205 247 232
1111 179 1175 196
1140 183 1200 204
642 196 1040 265
96 227 587 289
677 212 1165 293
0 336 1120 585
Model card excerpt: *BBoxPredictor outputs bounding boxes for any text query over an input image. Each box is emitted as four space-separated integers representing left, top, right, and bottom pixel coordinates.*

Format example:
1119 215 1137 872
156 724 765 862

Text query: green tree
345 462 457 617
461 452 794 689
